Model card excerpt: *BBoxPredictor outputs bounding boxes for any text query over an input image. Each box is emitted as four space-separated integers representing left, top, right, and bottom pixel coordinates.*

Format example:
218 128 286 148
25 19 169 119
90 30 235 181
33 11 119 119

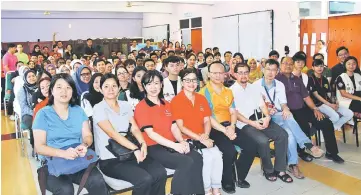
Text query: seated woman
336 56 361 118
171 68 223 195
33 77 51 120
16 69 37 151
116 66 130 100
134 70 204 195
93 73 167 195
46 64 57 77
248 57 263 83
75 65 92 97
58 64 71 74
33 73 108 195
184 53 202 91
224 58 238 87
124 66 147 110
7 61 25 119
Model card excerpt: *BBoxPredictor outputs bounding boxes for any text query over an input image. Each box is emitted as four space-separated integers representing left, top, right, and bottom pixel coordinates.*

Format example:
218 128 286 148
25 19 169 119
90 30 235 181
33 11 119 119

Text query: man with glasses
276 56 344 163
230 63 292 183
253 59 325 179
163 56 181 102
199 62 258 193
331 46 360 88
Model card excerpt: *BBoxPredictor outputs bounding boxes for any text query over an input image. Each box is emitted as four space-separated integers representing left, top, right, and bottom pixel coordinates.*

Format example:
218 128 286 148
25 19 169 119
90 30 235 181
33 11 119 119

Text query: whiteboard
213 15 239 55
238 11 273 60
212 10 273 61
181 29 191 46
142 24 168 42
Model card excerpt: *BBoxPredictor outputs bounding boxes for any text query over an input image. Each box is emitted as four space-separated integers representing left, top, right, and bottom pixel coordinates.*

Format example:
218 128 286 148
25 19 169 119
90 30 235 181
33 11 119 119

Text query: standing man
84 38 95 56
15 44 29 65
130 40 138 52
269 50 280 61
223 51 232 72
142 39 154 53
199 62 258 193
2 43 18 73
185 44 193 57
276 56 344 163
163 56 182 102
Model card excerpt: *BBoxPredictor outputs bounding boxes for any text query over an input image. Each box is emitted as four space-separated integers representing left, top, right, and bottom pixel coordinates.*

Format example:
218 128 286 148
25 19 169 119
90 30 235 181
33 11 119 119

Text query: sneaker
325 153 345 164
9 115 15 121
222 183 236 194
237 180 250 188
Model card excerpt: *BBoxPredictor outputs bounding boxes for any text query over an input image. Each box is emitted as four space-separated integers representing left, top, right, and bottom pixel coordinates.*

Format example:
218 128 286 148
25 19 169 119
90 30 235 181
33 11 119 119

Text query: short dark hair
317 40 325 45
269 50 280 58
164 56 180 67
214 52 221 57
208 61 225 72
313 53 324 60
143 58 155 66
179 68 197 80
52 44 58 49
100 73 119 89
186 53 196 60
213 47 219 51
167 50 175 55
87 38 92 41
150 52 157 57
160 53 167 58
224 51 232 57
124 59 136 67
197 52 204 56
233 52 244 62
16 61 24 66
8 43 16 48
94 59 106 67
141 70 164 99
336 46 349 55
343 56 358 67
265 59 280 68
138 53 146 58
292 53 306 63
234 63 250 73
43 46 49 49
146 39 151 42
204 53 214 61
129 66 148 100
48 73 78 106
205 48 212 52
312 59 324 67
31 53 38 57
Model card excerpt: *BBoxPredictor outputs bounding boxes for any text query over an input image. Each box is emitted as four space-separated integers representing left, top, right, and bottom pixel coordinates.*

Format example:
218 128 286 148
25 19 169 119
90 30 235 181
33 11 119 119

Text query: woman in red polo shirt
134 70 204 195
171 68 223 195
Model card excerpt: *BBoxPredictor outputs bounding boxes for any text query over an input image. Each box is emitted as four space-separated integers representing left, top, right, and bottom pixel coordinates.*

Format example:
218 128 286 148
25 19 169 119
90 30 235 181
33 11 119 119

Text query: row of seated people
7 45 359 195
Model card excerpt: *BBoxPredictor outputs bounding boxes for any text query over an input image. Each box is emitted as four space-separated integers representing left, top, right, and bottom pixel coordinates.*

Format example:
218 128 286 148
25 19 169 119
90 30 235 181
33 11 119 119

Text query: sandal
263 171 277 182
276 171 293 183
305 146 325 159
212 188 221 195
288 164 305 179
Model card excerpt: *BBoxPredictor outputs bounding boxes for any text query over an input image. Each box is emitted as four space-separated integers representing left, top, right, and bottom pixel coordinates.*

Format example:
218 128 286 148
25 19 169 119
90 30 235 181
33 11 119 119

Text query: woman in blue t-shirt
33 73 108 195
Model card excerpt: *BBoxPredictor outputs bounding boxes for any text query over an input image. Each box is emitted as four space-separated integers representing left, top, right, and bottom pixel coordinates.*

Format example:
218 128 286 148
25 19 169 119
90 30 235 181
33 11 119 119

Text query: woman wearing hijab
248 57 263 83
16 69 38 151
75 65 92 97
45 64 57 76
31 45 42 56
58 64 71 74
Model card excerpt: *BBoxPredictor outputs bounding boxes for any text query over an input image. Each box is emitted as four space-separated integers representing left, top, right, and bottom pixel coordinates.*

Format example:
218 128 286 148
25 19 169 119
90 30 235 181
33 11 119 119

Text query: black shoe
237 180 250 188
326 153 345 164
222 184 236 194
299 152 314 162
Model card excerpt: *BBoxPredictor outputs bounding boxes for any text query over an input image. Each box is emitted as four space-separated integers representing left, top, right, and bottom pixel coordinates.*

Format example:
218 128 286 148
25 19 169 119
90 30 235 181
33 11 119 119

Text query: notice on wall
303 45 307 55
310 45 316 56
321 33 327 42
311 33 317 45
303 33 309 45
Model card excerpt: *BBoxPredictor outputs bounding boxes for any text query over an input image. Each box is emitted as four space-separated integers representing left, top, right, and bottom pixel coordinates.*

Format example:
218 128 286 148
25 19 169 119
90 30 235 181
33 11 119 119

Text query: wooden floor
2 111 361 195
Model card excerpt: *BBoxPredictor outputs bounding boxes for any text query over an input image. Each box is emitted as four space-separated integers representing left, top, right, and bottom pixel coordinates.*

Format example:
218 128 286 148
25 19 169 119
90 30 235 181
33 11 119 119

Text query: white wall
1 11 143 42
143 1 300 57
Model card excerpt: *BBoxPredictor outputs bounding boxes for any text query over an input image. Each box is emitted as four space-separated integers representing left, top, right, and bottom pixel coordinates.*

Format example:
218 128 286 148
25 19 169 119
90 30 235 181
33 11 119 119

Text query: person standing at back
15 44 29 65
163 56 182 102
2 43 18 73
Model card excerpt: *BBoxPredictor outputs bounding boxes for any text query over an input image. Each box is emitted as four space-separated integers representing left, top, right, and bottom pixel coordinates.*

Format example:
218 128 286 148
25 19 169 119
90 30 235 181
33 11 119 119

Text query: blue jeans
318 104 353 130
272 112 312 165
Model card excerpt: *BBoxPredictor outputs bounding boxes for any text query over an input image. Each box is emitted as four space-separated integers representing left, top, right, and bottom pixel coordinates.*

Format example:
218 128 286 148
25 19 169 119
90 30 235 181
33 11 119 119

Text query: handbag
186 139 207 150
46 143 98 177
105 123 140 161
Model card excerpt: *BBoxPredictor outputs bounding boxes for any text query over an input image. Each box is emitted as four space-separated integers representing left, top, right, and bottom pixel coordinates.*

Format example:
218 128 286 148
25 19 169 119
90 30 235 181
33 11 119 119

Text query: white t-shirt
93 100 133 160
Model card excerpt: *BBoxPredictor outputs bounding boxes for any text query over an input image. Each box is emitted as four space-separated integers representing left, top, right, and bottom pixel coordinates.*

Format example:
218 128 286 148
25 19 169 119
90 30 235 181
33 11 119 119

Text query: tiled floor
2 111 361 195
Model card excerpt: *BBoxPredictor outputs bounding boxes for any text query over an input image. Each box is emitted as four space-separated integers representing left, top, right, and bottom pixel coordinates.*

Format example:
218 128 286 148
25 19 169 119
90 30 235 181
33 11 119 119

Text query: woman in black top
31 45 42 56
63 44 73 60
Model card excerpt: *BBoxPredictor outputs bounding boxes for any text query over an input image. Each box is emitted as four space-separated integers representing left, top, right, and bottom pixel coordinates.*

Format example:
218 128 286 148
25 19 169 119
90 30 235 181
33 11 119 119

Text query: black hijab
85 73 104 107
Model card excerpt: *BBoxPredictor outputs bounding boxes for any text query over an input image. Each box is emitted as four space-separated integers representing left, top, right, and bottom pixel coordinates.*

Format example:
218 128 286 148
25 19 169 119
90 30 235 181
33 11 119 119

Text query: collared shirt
93 100 133 160
253 78 287 112
84 46 95 56
230 82 263 129
199 82 235 123
134 98 176 146
171 91 212 139
307 74 330 107
2 52 18 73
276 73 308 110
15 52 29 64
142 46 154 53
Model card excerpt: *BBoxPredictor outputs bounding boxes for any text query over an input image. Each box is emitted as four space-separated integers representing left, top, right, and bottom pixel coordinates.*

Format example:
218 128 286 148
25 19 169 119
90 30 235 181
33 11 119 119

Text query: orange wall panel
328 14 361 68
191 29 202 54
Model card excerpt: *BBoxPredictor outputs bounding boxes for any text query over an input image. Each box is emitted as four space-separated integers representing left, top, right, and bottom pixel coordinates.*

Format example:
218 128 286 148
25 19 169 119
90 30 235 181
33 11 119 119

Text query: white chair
13 99 30 157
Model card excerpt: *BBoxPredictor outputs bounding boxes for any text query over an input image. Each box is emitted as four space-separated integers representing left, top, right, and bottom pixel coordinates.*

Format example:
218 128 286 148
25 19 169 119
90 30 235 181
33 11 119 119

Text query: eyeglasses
209 72 225 76
236 71 249 75
183 78 198 83
80 73 91 77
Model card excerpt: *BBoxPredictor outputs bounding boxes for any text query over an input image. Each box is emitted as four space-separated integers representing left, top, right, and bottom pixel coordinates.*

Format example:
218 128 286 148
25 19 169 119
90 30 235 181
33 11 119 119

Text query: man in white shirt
229 63 292 183
253 59 324 179
163 56 182 102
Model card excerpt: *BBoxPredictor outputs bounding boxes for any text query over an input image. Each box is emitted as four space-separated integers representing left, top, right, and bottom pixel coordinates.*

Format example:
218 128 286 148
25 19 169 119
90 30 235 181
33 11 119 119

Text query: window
329 1 355 14
191 17 202 28
180 19 189 29
299 1 322 17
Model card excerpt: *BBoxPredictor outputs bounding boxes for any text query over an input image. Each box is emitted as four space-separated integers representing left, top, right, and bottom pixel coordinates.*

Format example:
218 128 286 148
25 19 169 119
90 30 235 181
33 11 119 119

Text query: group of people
1 38 359 195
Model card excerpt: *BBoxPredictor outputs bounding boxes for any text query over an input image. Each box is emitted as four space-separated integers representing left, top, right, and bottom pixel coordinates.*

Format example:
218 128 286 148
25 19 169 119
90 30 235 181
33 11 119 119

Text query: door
191 28 202 54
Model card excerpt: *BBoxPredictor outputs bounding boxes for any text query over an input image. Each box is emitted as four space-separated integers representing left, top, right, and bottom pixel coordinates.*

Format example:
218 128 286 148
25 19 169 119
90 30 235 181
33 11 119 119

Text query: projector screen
212 10 273 60
142 24 169 42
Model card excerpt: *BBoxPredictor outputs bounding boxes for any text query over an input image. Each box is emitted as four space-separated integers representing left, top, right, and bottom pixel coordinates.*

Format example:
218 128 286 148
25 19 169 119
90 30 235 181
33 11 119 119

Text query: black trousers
99 158 167 195
43 167 108 195
1 77 5 109
148 144 204 195
349 100 361 112
291 106 339 155
209 126 257 186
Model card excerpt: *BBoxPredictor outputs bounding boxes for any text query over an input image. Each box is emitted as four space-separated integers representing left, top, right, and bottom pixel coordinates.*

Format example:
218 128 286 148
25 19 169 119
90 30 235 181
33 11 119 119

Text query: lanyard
264 86 276 106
